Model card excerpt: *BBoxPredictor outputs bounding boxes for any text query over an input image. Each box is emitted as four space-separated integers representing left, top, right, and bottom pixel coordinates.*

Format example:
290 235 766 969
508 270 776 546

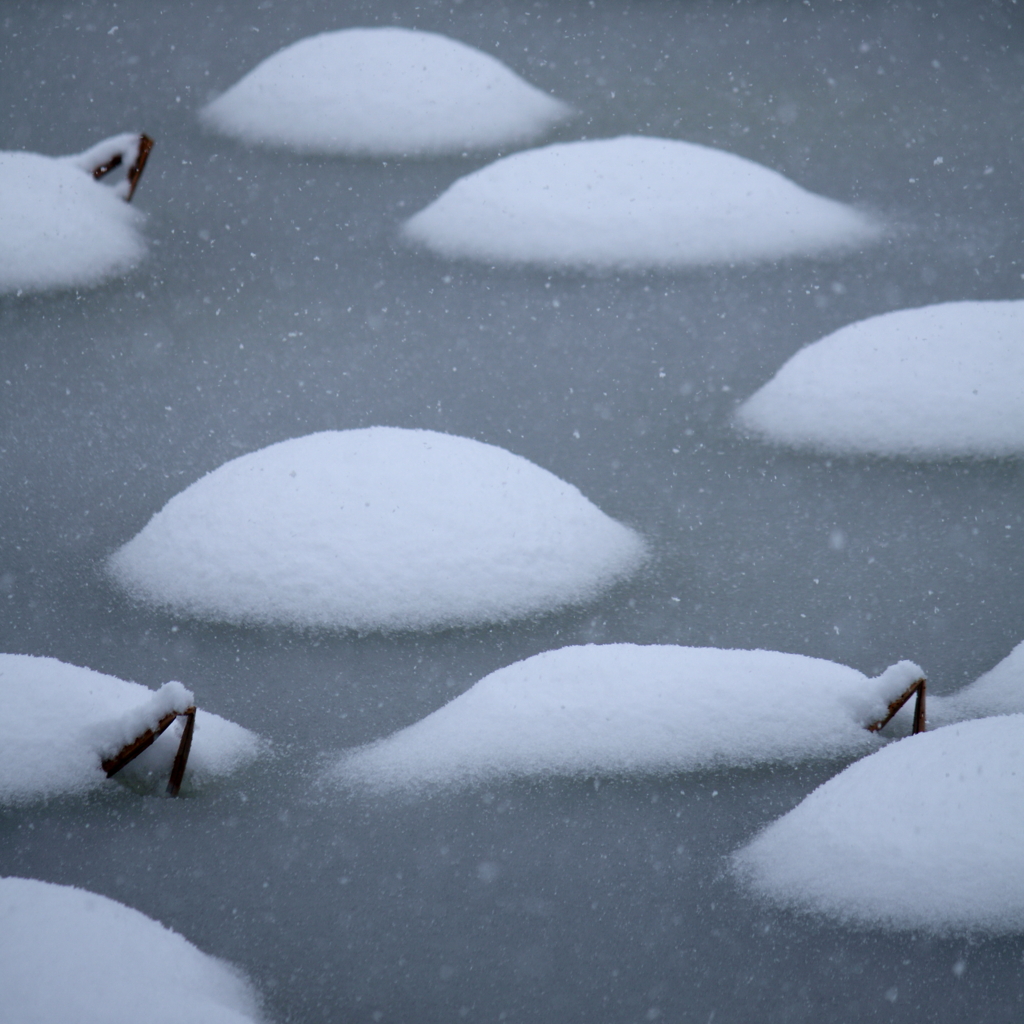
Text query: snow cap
0 140 147 294
402 135 880 270
0 877 264 1023
200 27 571 157
108 428 646 632
930 639 1024 724
735 300 1024 459
734 714 1024 933
331 645 923 793
0 654 260 803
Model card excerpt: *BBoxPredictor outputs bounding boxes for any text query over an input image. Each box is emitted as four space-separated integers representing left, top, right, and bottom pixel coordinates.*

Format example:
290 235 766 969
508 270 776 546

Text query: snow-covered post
99 680 197 796
866 675 926 735
68 132 154 201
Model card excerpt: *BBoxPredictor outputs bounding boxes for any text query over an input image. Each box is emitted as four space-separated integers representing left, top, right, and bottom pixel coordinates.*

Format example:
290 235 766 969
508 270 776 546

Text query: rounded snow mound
0 877 265 1023
733 715 1024 934
402 135 881 270
200 27 571 157
734 300 1024 459
0 654 262 804
929 639 1024 725
331 644 924 793
108 428 646 631
0 149 146 294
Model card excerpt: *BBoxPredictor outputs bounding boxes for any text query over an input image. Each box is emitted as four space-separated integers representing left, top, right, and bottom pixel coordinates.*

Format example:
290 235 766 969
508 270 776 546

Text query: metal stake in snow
100 683 197 797
72 132 154 201
866 676 926 735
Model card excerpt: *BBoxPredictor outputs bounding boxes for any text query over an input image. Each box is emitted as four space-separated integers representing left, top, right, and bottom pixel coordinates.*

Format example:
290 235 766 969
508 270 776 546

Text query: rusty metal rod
125 134 153 202
866 677 927 735
102 709 180 777
90 134 153 202
911 680 927 735
91 153 123 180
166 706 196 797
102 702 197 797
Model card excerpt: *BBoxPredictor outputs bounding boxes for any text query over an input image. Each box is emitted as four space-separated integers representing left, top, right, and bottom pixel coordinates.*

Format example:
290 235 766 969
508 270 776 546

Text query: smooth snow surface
734 715 1024 933
0 877 264 1023
108 428 645 631
0 139 146 294
930 639 1024 724
332 645 923 793
735 301 1024 458
0 655 261 804
200 27 570 156
402 136 880 270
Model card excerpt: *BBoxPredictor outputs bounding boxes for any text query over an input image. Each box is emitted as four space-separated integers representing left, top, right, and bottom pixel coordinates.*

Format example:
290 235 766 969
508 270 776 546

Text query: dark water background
2 1 1024 1021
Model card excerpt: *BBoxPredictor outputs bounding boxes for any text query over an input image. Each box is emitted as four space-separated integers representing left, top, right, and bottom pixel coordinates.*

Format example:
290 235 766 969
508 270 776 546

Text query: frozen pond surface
2 0 1024 1021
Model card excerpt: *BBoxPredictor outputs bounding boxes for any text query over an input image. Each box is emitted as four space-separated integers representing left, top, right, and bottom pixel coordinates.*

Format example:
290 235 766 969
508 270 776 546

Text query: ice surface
200 27 571 157
401 136 880 270
0 876 264 1023
0 141 146 294
108 428 646 631
734 301 1024 458
331 645 923 793
930 639 1024 724
733 715 1024 933
0 655 262 804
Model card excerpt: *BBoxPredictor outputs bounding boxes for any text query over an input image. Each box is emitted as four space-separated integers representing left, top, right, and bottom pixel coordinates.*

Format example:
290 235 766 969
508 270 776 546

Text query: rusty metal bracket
90 133 154 201
101 704 197 796
866 677 926 735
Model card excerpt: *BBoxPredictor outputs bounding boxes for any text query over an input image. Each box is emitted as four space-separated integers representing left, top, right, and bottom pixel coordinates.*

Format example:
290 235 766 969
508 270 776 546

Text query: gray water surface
2 2 1024 1022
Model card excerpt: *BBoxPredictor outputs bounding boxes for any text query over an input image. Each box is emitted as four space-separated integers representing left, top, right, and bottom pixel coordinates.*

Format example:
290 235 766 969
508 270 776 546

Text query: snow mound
331 645 923 793
735 301 1024 458
929 639 1024 724
733 715 1024 933
0 654 262 804
108 428 645 631
200 27 570 157
0 877 264 1023
0 137 147 294
401 136 880 270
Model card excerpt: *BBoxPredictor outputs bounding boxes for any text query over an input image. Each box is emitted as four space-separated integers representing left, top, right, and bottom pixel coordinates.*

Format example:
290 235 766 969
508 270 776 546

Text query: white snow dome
734 300 1024 458
108 428 646 631
0 877 265 1023
0 654 261 804
733 715 1024 933
199 27 571 157
331 645 924 793
401 135 881 270
929 638 1024 725
0 133 149 294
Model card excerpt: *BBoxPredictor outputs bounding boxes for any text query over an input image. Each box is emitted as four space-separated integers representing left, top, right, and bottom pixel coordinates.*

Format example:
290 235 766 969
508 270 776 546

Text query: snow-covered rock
0 134 148 294
330 645 924 793
0 654 262 804
735 300 1024 458
200 27 570 157
733 714 1024 933
401 136 880 270
108 428 645 631
0 877 264 1023
929 639 1024 724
